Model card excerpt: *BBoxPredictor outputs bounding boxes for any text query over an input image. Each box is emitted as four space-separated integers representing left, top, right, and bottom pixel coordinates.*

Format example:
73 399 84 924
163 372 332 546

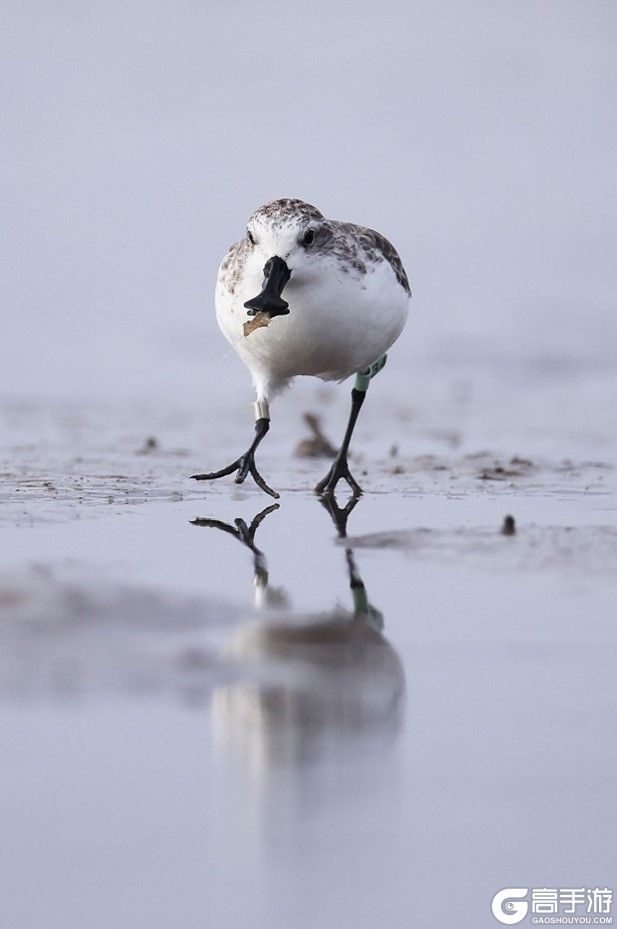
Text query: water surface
1 489 615 929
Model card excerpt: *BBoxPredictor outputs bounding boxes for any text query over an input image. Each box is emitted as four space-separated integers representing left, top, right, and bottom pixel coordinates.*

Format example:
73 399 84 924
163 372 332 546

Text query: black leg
191 418 279 499
315 388 366 497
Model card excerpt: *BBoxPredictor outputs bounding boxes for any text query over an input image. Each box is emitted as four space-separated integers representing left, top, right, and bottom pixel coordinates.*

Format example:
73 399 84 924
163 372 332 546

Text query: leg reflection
191 496 405 769
191 502 279 591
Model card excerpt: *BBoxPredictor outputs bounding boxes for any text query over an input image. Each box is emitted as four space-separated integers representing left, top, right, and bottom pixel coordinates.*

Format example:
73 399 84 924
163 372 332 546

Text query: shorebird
192 198 411 498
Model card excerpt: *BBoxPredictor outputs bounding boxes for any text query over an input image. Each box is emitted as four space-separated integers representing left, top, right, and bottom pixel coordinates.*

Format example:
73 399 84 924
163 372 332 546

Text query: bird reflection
191 496 405 770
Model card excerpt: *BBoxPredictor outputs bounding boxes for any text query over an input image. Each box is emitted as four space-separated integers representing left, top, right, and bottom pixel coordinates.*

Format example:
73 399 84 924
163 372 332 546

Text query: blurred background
1 0 616 446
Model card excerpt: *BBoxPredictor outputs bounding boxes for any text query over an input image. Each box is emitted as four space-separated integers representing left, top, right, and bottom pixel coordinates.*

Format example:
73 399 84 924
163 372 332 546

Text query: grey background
2 0 616 406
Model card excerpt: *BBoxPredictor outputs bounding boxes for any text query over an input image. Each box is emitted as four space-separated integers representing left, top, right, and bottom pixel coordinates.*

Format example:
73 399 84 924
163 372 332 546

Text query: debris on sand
294 413 337 458
479 457 534 480
243 311 271 337
479 466 508 480
501 515 516 536
137 436 158 455
510 455 533 467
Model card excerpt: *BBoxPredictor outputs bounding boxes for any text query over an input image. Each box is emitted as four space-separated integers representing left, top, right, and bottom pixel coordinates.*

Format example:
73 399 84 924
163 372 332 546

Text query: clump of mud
295 413 337 459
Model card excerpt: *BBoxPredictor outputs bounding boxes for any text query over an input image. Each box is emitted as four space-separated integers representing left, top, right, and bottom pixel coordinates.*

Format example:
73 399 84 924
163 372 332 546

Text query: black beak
244 256 291 318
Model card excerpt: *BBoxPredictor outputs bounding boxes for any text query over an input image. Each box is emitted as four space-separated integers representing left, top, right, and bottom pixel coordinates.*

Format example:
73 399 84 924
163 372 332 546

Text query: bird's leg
191 400 279 499
315 355 387 498
315 388 365 496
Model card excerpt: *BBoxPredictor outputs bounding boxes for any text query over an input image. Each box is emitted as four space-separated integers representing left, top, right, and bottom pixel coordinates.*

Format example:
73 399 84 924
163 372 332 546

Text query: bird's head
243 198 331 318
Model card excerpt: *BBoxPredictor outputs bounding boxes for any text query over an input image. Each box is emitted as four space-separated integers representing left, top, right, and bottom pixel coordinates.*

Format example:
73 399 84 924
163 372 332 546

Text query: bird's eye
247 229 256 245
302 229 316 247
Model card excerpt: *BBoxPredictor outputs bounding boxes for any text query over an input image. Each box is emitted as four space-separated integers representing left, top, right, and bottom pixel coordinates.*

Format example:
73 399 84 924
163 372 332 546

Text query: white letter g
491 888 529 925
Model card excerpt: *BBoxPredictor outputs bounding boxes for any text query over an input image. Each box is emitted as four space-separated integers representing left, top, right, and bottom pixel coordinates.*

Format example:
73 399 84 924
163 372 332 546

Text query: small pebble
501 514 516 536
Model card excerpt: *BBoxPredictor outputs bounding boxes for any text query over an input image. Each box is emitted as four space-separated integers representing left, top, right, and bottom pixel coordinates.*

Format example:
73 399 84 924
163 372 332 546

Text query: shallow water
1 484 616 929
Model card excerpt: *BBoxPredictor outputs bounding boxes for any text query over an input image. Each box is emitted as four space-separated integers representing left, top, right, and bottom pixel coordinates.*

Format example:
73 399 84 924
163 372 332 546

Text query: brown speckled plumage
218 236 250 296
219 198 411 297
325 222 411 294
249 198 325 228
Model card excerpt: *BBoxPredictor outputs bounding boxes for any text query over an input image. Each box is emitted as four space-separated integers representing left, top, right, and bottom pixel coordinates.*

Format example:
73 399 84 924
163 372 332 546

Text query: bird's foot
315 453 362 498
191 449 279 499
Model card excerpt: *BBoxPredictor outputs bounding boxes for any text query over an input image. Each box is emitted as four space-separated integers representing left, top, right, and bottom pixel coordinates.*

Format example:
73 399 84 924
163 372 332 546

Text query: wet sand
1 384 616 929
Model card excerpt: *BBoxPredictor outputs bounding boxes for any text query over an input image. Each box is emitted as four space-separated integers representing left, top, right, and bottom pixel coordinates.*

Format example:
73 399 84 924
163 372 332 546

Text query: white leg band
254 399 270 420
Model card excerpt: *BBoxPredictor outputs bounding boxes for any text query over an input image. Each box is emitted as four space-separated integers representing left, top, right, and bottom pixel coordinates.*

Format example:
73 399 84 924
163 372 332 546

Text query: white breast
215 253 410 396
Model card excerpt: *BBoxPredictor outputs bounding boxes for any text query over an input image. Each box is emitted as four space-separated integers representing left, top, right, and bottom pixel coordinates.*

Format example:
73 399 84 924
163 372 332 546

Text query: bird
191 198 411 499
